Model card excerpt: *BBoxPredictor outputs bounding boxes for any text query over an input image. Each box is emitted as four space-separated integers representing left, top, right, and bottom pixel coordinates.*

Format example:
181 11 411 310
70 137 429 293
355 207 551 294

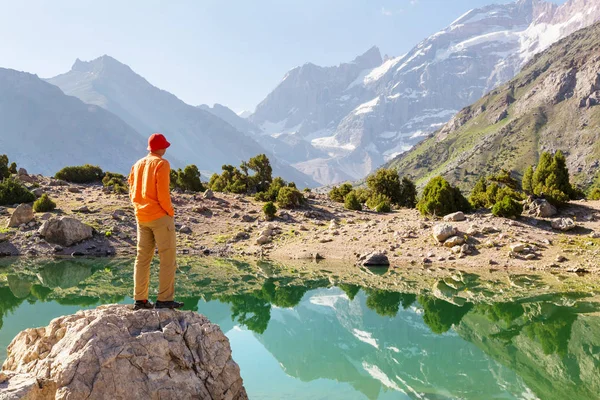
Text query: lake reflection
0 259 599 400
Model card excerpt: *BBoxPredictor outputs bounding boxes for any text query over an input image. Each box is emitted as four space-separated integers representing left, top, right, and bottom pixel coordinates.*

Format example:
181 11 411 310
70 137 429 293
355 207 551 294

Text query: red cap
147 133 171 152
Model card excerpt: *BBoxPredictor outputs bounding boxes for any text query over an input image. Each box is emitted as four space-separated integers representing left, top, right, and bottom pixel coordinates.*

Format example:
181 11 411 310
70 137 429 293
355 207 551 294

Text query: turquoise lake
0 258 599 400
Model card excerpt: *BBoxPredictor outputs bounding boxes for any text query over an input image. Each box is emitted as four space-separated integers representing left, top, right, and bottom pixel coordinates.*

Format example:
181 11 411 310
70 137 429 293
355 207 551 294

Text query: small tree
344 191 362 211
244 154 273 193
367 168 402 205
8 162 17 175
469 177 489 209
366 193 391 210
522 166 533 194
375 201 392 213
33 194 57 212
492 196 523 218
0 178 36 206
0 155 9 180
529 151 576 206
589 188 600 200
417 176 471 216
263 201 277 221
177 165 204 192
277 187 305 209
399 177 417 208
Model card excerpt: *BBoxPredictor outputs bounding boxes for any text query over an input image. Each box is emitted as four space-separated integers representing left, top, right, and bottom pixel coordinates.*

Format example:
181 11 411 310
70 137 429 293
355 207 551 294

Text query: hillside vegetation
387 22 600 194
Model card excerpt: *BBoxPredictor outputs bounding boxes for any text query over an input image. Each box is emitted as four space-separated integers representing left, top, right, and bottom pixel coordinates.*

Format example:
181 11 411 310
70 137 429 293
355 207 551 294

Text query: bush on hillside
103 172 128 194
277 187 305 209
416 176 471 216
329 183 353 203
344 191 362 211
55 164 104 183
33 194 57 212
172 165 204 192
366 193 391 210
522 166 534 194
8 162 17 175
0 178 36 206
0 155 10 181
589 188 600 200
492 195 523 218
366 168 416 208
375 201 392 213
529 151 576 206
255 177 286 202
263 201 277 221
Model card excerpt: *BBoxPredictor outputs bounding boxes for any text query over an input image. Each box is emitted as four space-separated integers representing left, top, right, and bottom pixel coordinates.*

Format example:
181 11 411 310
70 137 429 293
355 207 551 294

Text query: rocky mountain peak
352 46 383 69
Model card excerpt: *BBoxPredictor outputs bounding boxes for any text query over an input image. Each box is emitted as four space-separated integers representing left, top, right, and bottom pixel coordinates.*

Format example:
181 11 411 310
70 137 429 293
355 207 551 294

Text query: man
128 133 183 310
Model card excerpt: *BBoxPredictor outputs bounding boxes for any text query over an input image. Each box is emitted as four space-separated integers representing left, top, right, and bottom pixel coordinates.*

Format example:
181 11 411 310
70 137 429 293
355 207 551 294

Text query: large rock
551 218 576 232
443 212 466 222
38 217 93 246
432 223 458 243
525 198 557 218
0 305 248 400
7 204 34 228
362 251 390 267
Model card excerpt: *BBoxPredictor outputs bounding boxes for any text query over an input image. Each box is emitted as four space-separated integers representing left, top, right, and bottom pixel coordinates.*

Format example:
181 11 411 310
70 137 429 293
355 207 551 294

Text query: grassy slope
387 23 600 194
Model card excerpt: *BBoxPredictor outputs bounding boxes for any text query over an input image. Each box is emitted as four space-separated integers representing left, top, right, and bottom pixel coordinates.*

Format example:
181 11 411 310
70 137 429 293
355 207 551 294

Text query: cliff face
0 305 248 400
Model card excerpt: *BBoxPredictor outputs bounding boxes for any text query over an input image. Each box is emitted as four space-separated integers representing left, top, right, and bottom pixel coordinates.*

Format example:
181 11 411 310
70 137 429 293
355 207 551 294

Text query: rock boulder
0 305 248 400
551 217 576 232
362 251 390 267
7 204 34 228
443 212 466 222
38 217 93 246
432 223 458 243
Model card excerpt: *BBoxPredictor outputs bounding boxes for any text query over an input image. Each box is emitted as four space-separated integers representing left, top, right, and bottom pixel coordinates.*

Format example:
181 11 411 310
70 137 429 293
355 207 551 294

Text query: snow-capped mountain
250 0 600 185
46 56 318 187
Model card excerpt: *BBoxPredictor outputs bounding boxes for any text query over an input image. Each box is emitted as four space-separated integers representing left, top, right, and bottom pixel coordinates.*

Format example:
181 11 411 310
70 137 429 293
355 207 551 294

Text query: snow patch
353 329 379 349
363 363 404 392
353 97 380 115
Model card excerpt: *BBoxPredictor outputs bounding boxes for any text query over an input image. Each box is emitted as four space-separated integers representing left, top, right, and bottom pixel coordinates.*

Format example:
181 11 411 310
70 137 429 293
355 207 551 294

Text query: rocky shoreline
1 172 600 274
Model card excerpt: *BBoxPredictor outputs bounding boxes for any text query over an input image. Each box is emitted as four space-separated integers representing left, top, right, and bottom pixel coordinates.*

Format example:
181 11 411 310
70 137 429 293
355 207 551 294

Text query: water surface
0 258 599 400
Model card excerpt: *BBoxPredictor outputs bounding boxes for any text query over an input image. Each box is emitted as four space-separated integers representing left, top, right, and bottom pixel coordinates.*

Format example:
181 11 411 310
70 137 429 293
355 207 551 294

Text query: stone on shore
0 305 248 400
38 216 93 246
362 251 390 267
443 212 465 222
7 204 34 228
551 217 576 232
432 223 458 243
444 236 465 248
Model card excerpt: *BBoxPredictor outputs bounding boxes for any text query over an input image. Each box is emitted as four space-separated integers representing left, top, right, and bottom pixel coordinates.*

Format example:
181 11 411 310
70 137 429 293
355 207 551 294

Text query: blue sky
0 0 566 112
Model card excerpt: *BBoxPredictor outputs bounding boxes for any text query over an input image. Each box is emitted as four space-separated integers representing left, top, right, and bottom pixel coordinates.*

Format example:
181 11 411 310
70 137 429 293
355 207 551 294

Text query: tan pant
133 215 177 301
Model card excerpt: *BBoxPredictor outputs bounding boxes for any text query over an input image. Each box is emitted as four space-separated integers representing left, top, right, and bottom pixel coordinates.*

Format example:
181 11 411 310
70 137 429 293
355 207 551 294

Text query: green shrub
366 193 391 210
492 195 523 218
375 201 392 213
366 168 416 207
55 164 104 183
277 187 305 209
529 151 577 206
0 155 9 180
256 177 286 202
354 188 372 204
177 165 204 192
0 178 36 206
522 166 533 194
399 176 417 208
344 191 362 211
102 172 128 193
33 194 56 212
469 177 489 209
589 188 600 200
242 154 273 193
416 176 471 216
263 201 277 220
303 188 311 193
8 162 17 175
329 183 352 203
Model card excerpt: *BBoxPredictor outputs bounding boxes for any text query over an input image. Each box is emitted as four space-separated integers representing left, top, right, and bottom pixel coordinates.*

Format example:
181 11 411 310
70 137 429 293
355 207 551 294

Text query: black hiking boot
155 300 184 309
133 300 154 310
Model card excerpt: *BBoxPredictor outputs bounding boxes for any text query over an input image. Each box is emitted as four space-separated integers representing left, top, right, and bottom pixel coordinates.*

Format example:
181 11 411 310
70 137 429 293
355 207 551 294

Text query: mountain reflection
0 260 599 400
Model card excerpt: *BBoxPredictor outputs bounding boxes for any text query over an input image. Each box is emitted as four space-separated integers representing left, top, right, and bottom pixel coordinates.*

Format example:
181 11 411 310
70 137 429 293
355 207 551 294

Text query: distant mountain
47 57 318 187
249 0 600 185
0 68 147 175
387 21 600 191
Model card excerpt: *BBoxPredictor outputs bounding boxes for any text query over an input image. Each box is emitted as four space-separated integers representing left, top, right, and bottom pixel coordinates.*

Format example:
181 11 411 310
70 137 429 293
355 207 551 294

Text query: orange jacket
128 154 174 222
